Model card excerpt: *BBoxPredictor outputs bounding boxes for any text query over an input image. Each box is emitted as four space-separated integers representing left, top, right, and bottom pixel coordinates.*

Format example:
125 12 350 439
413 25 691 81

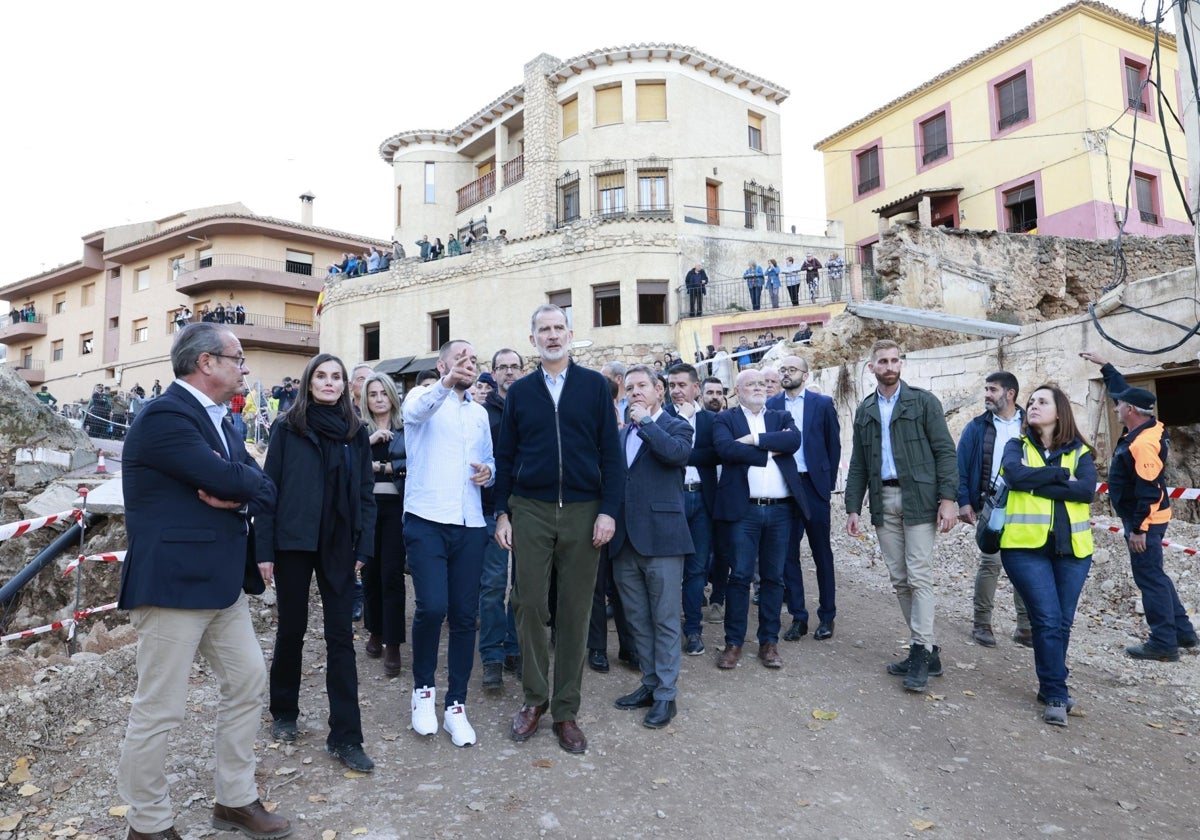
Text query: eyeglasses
777 366 807 375
210 352 247 368
494 364 522 372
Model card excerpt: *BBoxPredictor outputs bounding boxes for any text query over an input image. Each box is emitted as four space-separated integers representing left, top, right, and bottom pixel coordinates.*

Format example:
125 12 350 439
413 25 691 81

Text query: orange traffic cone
96 454 106 474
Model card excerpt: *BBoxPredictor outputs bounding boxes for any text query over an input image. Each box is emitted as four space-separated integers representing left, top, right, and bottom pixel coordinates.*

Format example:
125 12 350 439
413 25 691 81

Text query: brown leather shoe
510 701 549 741
383 644 402 677
758 642 783 668
365 633 382 658
127 828 182 840
552 719 588 754
211 799 293 839
716 645 742 669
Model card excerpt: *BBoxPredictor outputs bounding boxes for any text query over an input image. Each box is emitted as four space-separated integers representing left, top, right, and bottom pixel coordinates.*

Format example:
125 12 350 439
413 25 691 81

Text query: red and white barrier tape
1095 483 1200 500
62 551 126 576
1091 521 1199 557
0 602 117 643
0 508 83 542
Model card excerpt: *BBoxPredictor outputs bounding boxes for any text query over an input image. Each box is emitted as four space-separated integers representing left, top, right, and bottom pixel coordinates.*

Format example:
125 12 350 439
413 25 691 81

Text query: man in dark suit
767 355 842 642
712 369 802 670
117 323 290 840
666 364 719 656
610 365 694 728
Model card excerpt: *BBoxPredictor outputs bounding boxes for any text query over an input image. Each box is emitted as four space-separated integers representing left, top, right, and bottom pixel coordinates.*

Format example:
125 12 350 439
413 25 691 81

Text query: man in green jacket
846 340 958 692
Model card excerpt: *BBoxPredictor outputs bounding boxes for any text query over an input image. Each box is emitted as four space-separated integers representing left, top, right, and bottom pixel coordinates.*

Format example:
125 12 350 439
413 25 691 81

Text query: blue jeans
723 502 792 647
1001 545 1092 703
404 515 485 706
1127 521 1195 649
681 490 713 636
479 516 519 664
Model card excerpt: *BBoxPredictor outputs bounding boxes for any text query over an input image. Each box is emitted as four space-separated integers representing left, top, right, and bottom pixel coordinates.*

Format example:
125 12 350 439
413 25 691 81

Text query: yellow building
321 46 845 374
816 1 1189 268
0 200 383 404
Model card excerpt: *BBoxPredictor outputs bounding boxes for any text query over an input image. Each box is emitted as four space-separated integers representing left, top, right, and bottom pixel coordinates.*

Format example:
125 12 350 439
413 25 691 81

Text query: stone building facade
323 45 844 373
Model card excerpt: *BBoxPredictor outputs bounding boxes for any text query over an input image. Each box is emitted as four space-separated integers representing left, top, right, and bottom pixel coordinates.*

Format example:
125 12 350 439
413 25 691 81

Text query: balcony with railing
10 359 46 385
175 254 323 296
502 154 525 188
0 313 48 344
457 171 496 213
169 310 318 352
676 270 853 318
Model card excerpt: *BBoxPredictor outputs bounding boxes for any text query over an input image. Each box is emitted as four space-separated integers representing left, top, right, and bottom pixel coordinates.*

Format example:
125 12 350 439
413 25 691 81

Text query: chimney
299 191 316 226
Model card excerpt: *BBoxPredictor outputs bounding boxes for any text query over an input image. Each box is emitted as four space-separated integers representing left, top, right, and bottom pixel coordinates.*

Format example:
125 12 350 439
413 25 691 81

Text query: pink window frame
852 137 884 202
994 171 1043 234
913 103 954 173
1131 166 1163 226
1119 49 1155 122
988 60 1036 140
856 233 880 267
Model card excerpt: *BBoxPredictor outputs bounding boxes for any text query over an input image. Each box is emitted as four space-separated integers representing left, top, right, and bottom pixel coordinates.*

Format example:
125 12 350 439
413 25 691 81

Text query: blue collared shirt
783 391 808 473
878 386 901 481
543 366 568 406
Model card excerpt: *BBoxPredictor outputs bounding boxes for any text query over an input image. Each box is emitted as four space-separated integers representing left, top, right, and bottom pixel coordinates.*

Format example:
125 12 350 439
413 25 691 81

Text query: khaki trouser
876 485 937 648
510 496 601 722
118 593 266 833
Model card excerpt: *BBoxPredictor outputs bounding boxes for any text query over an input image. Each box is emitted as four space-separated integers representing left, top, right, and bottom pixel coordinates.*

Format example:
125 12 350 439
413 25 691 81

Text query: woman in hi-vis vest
998 384 1096 728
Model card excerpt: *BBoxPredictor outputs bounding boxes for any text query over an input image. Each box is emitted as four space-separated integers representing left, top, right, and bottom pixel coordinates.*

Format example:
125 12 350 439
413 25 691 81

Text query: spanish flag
316 284 326 316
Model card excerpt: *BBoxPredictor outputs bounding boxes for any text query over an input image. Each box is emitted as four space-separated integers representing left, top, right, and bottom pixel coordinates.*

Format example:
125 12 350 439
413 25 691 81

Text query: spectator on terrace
367 248 382 274
430 238 445 260
416 236 432 261
447 235 462 257
782 257 802 306
234 303 246 325
461 230 476 251
496 229 508 242
765 259 782 309
793 322 813 343
391 239 406 260
800 253 823 304
825 252 846 300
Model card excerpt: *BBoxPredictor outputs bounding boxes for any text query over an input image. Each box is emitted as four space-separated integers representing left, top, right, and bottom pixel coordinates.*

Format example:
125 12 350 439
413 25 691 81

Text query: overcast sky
0 0 1170 283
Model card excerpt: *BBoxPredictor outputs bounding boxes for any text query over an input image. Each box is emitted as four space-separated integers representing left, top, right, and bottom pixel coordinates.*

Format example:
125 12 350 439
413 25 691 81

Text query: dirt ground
1 506 1198 840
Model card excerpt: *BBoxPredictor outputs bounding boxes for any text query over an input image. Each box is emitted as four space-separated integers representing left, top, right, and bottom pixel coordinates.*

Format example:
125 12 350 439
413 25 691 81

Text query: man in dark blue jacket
766 355 841 642
117 323 290 840
495 304 624 754
956 371 1030 647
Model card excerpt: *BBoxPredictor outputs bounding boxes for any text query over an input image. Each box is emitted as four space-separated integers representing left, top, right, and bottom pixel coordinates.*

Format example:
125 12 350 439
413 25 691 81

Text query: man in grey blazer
610 365 695 729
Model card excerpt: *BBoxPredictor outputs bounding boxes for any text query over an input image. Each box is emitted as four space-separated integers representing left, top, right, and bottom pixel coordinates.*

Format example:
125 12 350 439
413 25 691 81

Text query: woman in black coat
257 353 377 772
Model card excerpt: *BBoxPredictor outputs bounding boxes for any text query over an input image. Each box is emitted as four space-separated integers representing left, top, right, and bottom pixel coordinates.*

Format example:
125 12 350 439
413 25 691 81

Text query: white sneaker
411 686 438 736
443 702 477 747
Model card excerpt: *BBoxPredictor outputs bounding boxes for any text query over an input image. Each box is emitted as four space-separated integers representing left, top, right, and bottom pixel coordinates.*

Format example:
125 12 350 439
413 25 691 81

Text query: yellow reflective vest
999 440 1093 558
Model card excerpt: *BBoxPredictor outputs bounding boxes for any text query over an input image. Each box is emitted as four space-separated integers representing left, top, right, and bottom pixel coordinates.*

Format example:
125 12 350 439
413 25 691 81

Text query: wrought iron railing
171 311 316 334
4 312 47 326
457 171 497 212
675 271 852 318
502 154 525 188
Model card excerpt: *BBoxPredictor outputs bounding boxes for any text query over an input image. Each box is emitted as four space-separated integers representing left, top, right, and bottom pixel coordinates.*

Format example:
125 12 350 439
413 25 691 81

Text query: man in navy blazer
116 324 289 840
610 365 694 729
766 355 842 642
666 363 719 656
712 369 802 670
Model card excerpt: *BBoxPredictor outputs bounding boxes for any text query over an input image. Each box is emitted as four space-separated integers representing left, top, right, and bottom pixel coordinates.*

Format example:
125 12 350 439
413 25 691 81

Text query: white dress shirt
402 380 494 527
741 406 789 499
683 404 702 485
177 379 229 457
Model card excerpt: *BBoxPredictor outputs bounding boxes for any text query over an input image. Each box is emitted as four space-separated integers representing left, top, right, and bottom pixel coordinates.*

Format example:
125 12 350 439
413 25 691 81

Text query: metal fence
176 253 317 277
169 311 315 334
677 271 852 317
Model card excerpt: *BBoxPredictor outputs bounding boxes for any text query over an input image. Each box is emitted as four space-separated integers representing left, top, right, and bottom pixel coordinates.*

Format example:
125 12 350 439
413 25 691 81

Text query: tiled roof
814 1 1173 149
379 44 788 163
103 212 388 256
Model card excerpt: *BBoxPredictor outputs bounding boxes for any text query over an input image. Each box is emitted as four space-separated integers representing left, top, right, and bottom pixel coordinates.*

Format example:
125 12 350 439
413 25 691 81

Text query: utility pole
1175 0 1200 271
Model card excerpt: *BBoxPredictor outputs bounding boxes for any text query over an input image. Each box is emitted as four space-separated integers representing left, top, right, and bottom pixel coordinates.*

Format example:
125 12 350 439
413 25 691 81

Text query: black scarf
305 404 356 564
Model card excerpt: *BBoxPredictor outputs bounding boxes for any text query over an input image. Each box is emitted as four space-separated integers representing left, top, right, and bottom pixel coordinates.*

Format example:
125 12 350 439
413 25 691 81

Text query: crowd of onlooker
322 229 510 278
741 252 846 310
8 303 38 324
327 246 398 278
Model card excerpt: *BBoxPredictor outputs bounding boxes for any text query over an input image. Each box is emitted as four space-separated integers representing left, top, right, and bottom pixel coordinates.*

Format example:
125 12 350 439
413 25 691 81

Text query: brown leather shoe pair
552 720 588 754
127 828 182 840
510 701 550 741
758 642 783 668
716 645 742 669
211 799 293 839
383 644 402 677
365 633 383 658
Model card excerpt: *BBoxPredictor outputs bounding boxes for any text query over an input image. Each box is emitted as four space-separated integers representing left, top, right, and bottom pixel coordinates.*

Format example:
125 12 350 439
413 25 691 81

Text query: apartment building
815 1 1189 270
0 201 383 403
